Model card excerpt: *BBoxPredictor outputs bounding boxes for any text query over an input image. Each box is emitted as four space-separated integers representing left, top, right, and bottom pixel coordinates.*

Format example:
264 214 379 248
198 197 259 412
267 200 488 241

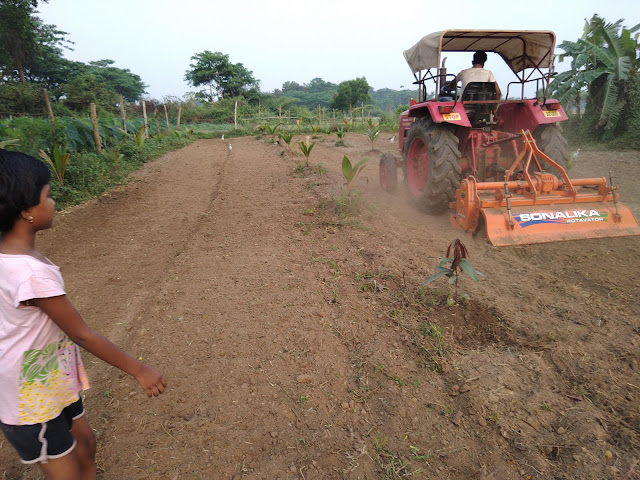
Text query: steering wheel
440 80 457 95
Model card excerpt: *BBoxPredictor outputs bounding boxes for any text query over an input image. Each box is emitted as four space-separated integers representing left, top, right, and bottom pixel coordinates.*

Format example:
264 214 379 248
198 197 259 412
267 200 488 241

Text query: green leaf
459 258 479 282
342 155 354 181
422 270 451 284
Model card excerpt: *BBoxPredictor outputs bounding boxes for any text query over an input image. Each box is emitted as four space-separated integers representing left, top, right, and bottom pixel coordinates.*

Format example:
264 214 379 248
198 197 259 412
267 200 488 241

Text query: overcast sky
37 0 639 100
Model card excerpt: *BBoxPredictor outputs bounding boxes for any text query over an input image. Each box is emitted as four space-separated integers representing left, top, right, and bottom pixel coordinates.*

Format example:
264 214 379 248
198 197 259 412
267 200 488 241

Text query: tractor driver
452 51 502 100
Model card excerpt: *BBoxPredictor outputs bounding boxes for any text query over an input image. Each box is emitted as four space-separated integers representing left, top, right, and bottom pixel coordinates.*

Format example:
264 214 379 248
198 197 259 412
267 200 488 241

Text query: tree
86 60 147 101
549 15 640 139
0 0 45 83
330 77 371 112
184 51 259 102
62 73 116 112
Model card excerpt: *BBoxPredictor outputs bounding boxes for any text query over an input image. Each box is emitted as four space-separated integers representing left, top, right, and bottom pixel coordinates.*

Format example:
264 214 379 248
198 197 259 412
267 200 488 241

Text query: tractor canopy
404 30 556 75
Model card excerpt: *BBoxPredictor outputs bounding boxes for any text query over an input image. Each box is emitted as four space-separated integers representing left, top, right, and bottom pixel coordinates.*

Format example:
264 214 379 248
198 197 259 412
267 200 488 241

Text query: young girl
0 149 167 479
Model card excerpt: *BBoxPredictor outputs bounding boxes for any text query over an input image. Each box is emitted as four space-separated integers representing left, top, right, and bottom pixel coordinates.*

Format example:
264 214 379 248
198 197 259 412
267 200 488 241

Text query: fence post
43 88 56 138
90 103 101 154
164 104 170 130
177 106 182 128
119 95 126 131
234 101 237 130
278 106 282 125
142 101 149 138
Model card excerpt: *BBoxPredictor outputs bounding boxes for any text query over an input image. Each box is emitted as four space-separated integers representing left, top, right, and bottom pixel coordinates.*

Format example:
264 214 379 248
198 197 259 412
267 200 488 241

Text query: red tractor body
380 30 640 246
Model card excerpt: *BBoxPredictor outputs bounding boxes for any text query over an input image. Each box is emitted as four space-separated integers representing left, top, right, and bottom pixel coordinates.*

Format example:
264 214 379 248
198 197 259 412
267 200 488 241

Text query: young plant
0 139 20 149
311 124 320 135
423 239 484 301
367 119 381 150
278 132 298 152
111 151 124 172
299 138 316 166
296 117 303 134
341 155 368 191
343 118 352 133
265 124 280 141
335 127 345 146
134 125 146 150
256 123 268 135
38 145 70 187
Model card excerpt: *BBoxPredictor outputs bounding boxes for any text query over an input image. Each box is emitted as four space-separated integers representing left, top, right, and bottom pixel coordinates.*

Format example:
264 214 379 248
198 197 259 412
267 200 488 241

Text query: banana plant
299 139 316 166
39 145 70 187
341 155 368 191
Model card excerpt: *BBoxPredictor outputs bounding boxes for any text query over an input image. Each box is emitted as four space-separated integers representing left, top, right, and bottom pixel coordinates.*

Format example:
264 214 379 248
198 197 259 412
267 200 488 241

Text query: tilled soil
1 133 639 480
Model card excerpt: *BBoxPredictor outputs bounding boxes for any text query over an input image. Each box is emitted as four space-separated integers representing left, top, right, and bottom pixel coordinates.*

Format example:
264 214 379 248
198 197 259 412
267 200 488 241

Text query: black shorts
0 397 85 464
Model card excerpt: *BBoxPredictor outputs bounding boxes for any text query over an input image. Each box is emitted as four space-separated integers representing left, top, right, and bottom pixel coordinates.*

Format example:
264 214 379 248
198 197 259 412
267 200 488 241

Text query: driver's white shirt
457 67 497 98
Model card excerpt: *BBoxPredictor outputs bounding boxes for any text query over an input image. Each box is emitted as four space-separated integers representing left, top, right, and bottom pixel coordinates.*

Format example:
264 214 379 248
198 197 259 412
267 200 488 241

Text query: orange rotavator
379 30 640 246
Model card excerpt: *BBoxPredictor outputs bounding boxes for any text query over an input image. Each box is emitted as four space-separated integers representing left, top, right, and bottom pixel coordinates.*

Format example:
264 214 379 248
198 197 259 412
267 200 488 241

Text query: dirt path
2 134 639 480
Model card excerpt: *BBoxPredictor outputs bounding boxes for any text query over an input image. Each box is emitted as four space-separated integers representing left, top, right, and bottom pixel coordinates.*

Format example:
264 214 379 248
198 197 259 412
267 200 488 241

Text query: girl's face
29 184 55 230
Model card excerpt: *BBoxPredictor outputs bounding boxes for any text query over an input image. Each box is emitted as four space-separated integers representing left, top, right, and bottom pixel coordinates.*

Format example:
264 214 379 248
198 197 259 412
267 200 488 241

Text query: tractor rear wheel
534 124 569 170
402 118 462 212
379 153 398 193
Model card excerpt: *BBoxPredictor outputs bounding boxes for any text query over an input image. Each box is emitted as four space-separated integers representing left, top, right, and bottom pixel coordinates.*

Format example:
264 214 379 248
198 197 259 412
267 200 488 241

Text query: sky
37 0 640 100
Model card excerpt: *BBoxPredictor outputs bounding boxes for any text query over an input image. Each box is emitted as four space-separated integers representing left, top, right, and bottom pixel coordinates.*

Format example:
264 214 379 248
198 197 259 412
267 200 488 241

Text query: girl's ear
20 210 34 223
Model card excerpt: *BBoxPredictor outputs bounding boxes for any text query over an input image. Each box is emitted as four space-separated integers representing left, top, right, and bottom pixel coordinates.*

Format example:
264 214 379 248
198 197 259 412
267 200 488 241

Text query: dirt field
1 132 639 480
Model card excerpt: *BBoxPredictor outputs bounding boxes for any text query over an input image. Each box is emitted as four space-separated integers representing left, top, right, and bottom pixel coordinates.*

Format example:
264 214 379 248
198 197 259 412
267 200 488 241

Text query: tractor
380 30 640 246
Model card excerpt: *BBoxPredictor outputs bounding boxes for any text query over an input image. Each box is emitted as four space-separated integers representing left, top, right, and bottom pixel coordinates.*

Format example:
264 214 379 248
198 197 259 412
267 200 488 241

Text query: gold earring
27 216 34 223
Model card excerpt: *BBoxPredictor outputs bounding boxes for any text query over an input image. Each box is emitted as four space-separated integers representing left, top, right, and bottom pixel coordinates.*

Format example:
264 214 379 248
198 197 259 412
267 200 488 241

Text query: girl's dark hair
0 149 51 235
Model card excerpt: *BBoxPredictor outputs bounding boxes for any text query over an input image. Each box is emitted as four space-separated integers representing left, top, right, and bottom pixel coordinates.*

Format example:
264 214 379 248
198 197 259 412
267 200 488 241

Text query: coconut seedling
341 155 368 191
39 145 70 186
299 137 316 166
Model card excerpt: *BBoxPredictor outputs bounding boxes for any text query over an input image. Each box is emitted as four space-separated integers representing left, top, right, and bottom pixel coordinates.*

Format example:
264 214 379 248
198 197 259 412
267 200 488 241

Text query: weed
329 260 340 276
372 436 415 479
409 446 432 462
315 163 326 176
419 321 447 372
293 164 306 176
540 401 552 411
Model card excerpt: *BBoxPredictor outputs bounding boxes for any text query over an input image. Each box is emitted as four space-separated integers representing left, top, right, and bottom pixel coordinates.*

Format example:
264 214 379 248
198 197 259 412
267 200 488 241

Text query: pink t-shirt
0 254 89 425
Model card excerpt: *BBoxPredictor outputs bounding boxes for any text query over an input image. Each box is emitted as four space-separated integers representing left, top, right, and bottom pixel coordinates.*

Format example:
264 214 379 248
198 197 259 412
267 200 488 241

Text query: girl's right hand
134 364 167 397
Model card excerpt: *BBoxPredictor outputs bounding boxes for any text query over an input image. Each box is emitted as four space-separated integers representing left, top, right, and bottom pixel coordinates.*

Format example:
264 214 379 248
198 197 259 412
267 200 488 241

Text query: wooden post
278 105 282 125
177 106 182 128
234 100 238 130
164 104 170 130
318 104 321 124
153 108 161 135
42 88 56 138
90 103 101 154
119 95 126 131
361 101 364 124
142 101 149 138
